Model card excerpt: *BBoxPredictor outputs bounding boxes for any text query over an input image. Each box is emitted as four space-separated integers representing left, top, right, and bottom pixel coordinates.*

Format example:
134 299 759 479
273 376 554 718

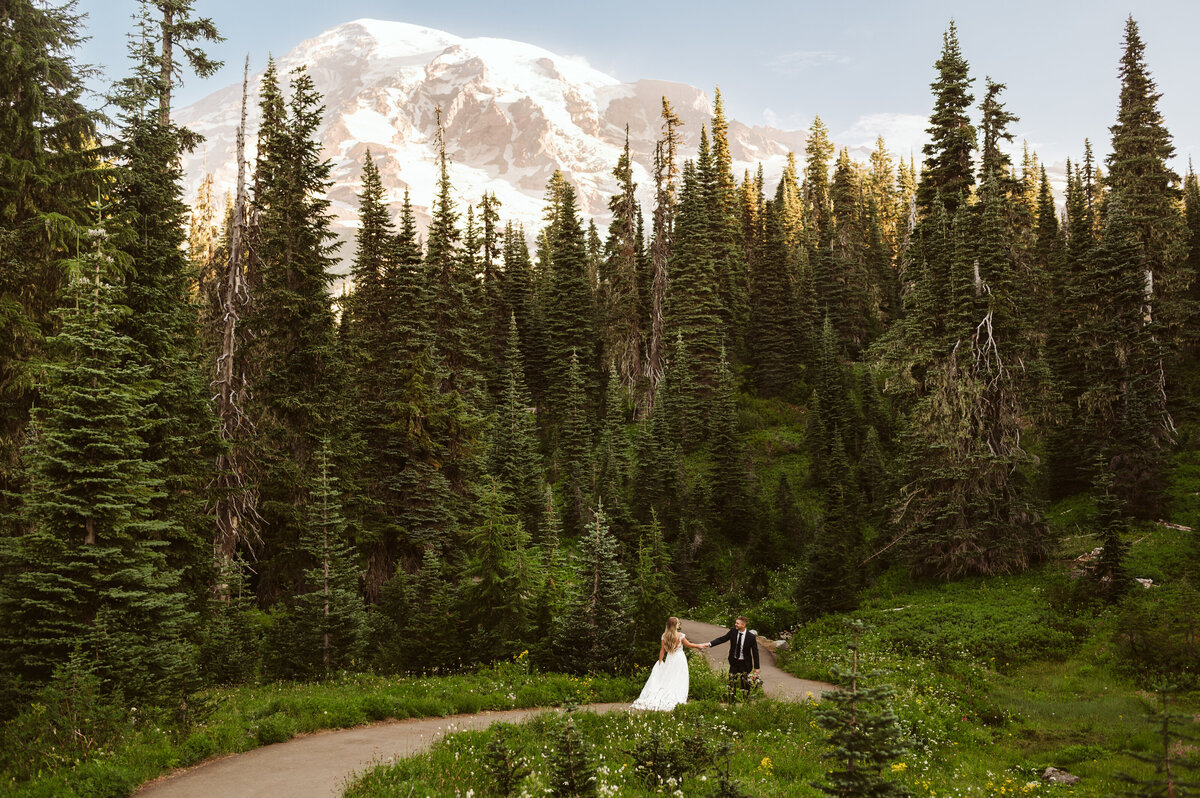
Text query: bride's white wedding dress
630 633 690 711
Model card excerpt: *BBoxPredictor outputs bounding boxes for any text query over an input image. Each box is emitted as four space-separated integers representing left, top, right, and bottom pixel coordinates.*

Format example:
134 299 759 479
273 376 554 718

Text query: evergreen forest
3 2 1200 796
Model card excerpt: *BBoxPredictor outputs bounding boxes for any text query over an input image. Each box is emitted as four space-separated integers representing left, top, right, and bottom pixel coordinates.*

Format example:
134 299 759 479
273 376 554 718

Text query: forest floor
132 621 835 798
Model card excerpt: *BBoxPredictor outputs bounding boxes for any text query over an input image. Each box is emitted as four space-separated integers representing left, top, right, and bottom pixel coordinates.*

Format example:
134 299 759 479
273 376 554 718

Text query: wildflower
891 762 907 773
760 756 773 775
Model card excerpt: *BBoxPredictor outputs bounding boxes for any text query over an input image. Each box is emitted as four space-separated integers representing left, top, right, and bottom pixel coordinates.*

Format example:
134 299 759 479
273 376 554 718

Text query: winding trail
133 619 834 798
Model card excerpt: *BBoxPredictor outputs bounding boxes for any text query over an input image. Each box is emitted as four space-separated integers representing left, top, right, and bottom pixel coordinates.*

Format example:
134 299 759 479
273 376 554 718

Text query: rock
774 639 789 653
1135 577 1155 588
1042 767 1080 785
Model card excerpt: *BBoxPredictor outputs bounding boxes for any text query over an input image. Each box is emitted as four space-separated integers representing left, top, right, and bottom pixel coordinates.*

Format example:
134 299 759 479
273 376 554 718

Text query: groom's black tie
736 631 743 659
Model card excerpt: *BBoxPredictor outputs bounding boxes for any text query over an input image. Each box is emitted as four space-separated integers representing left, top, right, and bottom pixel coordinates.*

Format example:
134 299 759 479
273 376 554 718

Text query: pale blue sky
73 0 1199 174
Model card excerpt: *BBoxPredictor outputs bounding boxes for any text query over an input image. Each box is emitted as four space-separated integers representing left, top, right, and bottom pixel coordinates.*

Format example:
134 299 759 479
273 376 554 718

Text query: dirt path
134 619 834 798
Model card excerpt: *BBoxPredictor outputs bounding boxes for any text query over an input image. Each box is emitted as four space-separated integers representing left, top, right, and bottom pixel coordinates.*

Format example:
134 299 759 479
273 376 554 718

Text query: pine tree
243 63 340 601
709 88 749 364
423 110 488 541
813 622 910 798
465 479 534 662
492 314 544 540
595 365 633 544
601 129 644 400
558 504 633 672
108 0 224 601
543 173 600 419
917 22 976 217
0 258 196 705
265 439 365 679
666 143 725 395
630 513 676 651
556 350 593 538
0 0 105 527
343 151 398 595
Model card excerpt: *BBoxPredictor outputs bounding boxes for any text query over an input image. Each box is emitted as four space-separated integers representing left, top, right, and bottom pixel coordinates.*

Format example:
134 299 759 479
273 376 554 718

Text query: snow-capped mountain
176 19 808 269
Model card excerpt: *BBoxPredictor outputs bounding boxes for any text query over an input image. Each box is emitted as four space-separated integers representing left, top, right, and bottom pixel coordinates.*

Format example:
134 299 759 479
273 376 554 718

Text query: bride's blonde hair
662 616 681 651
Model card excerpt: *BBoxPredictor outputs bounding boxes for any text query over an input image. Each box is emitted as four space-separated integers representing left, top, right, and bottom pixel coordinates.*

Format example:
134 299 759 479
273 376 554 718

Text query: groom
704 615 760 701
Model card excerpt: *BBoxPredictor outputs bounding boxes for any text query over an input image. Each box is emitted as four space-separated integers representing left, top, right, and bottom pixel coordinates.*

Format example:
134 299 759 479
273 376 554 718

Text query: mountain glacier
176 18 808 267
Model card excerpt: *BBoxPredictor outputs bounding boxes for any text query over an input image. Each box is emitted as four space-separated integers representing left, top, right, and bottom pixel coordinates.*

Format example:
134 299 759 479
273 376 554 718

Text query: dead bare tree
211 56 259 565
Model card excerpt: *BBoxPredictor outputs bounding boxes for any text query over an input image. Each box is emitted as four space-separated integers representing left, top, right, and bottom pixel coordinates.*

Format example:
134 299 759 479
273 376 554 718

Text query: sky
71 0 1200 176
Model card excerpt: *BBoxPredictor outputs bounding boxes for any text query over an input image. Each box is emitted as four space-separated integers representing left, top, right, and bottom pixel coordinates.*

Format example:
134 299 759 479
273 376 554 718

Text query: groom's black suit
708 626 759 674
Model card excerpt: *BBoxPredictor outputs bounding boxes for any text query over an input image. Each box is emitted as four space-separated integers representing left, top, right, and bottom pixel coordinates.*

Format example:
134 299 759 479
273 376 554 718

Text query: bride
631 617 708 711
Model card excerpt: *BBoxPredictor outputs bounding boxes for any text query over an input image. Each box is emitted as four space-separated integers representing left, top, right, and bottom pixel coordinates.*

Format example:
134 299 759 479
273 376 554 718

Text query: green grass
343 506 1200 797
2 658 643 798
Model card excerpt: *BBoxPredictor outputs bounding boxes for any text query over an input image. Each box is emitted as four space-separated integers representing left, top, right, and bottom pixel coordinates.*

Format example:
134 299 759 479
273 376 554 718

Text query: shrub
70 761 136 798
0 655 127 781
1110 580 1200 686
254 712 297 745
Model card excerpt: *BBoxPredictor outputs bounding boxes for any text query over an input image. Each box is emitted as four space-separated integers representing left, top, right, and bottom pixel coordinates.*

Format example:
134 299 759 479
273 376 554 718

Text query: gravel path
134 619 834 798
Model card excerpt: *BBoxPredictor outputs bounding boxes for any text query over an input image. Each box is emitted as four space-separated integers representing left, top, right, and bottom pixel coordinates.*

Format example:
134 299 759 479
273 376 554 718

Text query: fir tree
601 129 644 400
423 107 488 541
465 479 534 662
630 513 676 650
595 365 633 544
977 78 1020 196
0 258 196 705
109 0 224 601
666 145 725 395
265 439 365 679
548 706 597 797
749 195 803 396
709 88 749 365
1116 684 1200 797
1090 464 1131 601
1107 17 1187 308
1074 197 1166 513
556 350 593 538
813 622 910 798
0 0 104 525
558 504 633 672
343 151 398 595
647 98 683 406
917 22 976 217
243 63 341 601
492 314 544 539
710 347 749 539
543 173 600 419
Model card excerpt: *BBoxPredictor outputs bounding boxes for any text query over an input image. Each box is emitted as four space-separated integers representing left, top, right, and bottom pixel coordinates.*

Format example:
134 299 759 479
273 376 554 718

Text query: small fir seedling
548 703 597 797
813 620 911 797
1117 683 1200 797
483 724 528 796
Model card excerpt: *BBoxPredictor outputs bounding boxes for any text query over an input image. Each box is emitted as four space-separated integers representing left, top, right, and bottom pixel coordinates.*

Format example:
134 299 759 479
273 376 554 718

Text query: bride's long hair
662 617 681 651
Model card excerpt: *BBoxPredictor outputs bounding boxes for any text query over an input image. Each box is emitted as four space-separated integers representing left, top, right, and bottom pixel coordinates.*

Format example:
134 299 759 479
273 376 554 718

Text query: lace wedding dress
630 633 690 711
